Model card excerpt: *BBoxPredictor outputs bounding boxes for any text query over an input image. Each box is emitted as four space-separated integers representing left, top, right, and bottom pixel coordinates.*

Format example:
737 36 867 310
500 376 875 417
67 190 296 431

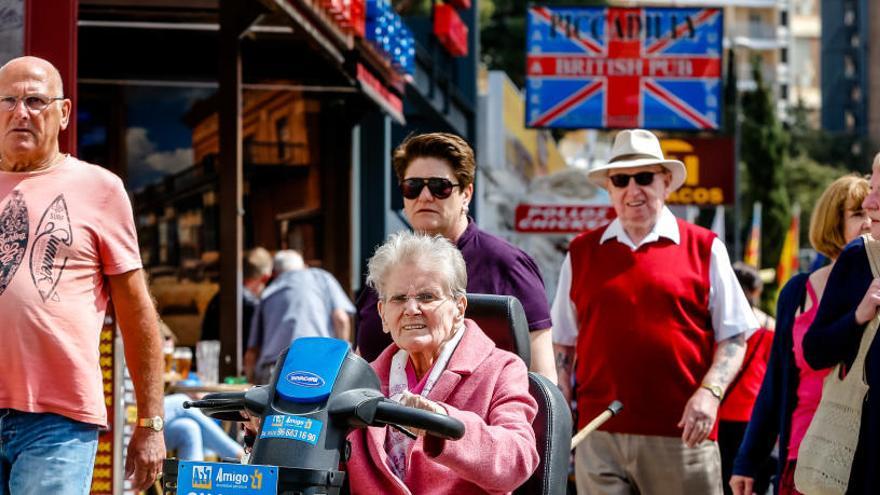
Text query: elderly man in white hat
551 129 757 494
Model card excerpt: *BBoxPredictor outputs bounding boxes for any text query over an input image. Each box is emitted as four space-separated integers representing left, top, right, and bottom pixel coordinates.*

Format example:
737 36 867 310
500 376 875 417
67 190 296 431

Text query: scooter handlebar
183 386 270 422
373 399 465 440
186 387 465 441
183 397 242 409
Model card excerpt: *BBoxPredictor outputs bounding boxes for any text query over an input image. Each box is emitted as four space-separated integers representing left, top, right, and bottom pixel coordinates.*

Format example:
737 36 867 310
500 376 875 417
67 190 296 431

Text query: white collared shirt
552 207 758 346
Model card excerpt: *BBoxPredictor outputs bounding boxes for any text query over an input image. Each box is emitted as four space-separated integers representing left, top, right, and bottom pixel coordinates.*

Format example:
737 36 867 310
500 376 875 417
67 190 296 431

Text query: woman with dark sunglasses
355 132 557 384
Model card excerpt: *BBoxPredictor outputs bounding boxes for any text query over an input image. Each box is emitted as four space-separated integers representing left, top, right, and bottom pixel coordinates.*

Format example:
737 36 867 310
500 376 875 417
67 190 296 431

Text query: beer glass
163 339 175 374
174 347 193 379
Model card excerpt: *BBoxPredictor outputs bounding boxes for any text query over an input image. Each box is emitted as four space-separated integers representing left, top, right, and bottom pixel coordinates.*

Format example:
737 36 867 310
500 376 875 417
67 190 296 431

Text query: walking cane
570 400 623 451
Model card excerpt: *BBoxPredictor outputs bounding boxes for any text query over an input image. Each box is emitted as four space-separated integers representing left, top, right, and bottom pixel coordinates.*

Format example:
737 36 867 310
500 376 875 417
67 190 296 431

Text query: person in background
245 250 355 383
355 132 557 383
0 56 164 493
346 231 538 494
201 246 273 346
802 163 880 494
731 174 871 495
163 394 244 462
552 129 756 494
719 262 776 495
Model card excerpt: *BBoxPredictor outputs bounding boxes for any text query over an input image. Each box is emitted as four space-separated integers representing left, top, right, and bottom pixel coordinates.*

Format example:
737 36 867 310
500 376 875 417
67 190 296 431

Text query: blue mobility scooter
160 336 465 495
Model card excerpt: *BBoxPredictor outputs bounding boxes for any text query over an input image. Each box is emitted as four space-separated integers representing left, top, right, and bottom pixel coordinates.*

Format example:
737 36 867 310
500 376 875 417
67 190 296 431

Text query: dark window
244 135 255 163
275 117 290 160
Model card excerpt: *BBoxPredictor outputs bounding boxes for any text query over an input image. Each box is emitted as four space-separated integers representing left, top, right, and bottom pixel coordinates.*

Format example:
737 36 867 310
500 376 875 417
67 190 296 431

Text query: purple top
355 219 553 362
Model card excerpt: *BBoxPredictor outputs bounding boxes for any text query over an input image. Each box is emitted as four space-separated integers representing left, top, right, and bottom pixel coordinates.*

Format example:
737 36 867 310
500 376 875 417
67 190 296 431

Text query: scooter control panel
276 337 349 404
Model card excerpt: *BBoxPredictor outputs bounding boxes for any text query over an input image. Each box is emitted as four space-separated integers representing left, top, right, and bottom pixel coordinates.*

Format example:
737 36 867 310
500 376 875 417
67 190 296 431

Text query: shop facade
7 0 477 492
13 0 476 373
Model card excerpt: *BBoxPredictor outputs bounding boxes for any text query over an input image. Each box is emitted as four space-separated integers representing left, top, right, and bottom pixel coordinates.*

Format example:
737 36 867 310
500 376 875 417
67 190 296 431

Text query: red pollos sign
515 204 616 233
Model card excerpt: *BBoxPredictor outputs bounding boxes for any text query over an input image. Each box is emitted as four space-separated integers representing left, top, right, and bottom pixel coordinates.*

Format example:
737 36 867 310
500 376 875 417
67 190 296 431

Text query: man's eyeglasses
385 292 447 308
0 94 64 113
400 177 461 200
608 171 661 189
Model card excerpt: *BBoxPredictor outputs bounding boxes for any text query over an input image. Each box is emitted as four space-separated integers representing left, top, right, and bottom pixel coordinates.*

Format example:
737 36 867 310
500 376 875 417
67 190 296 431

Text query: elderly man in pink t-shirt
0 56 165 494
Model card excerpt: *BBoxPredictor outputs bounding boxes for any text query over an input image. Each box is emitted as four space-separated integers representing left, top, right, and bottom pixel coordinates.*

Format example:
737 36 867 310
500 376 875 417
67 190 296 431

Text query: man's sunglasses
400 177 462 200
608 171 661 188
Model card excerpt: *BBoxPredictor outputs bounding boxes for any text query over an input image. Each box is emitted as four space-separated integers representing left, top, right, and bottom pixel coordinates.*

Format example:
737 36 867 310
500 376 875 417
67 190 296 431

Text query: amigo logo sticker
191 464 212 489
178 461 278 494
285 370 325 388
260 415 323 445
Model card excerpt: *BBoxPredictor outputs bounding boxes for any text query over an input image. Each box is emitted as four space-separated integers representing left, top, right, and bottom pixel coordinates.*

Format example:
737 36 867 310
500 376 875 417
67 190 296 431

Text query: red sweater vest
570 219 716 437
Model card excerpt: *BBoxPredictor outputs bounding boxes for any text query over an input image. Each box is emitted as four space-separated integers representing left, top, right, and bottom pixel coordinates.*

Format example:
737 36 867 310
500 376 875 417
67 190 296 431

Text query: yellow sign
660 137 734 206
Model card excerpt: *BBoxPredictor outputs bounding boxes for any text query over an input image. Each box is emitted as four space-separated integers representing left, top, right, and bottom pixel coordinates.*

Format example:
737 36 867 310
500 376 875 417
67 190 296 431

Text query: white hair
273 250 305 274
366 231 467 300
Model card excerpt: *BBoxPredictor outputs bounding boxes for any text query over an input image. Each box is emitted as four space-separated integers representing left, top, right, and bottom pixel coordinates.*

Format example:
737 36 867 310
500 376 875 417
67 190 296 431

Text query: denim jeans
0 410 99 495
164 394 243 461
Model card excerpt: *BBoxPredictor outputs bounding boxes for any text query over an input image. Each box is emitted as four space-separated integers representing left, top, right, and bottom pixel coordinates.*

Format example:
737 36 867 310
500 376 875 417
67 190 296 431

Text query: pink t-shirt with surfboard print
0 156 141 426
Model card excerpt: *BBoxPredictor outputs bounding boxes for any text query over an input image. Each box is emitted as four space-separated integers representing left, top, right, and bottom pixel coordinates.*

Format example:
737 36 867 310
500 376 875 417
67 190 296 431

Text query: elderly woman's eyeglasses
0 94 64 113
400 178 461 200
385 292 447 308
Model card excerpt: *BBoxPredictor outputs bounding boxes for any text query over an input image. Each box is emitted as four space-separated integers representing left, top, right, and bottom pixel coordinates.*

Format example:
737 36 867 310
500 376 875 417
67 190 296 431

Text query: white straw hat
587 129 686 191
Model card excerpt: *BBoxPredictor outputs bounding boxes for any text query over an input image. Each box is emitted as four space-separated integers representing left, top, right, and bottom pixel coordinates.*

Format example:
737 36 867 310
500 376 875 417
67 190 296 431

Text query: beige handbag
794 234 880 495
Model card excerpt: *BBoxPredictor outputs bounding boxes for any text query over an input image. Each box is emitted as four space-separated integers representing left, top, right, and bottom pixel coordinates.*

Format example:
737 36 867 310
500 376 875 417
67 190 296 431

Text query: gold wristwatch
700 383 724 400
137 415 165 432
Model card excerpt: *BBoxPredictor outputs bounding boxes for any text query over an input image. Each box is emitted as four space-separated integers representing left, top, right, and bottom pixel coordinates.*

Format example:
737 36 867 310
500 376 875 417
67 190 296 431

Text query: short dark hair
392 132 476 188
733 261 762 293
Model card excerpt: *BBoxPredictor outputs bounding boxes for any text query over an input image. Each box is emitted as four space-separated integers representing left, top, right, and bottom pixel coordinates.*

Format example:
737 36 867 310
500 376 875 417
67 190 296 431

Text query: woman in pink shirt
731 175 871 495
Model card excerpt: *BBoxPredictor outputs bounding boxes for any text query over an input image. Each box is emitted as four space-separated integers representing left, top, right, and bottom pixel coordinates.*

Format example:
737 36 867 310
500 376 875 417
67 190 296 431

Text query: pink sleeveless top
788 280 832 459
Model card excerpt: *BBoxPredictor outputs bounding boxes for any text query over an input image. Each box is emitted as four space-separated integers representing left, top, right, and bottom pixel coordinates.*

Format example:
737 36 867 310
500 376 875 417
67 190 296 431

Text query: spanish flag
743 202 762 268
777 204 801 287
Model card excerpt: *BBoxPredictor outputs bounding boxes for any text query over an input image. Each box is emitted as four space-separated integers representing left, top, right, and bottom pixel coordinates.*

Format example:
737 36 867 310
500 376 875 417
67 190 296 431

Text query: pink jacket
346 319 539 494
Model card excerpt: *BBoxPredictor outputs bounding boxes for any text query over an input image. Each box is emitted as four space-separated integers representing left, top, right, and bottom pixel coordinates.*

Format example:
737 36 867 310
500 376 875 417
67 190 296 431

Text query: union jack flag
525 7 723 130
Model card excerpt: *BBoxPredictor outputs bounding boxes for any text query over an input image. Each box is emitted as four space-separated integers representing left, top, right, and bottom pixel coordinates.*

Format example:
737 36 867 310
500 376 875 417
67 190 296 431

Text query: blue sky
124 86 213 190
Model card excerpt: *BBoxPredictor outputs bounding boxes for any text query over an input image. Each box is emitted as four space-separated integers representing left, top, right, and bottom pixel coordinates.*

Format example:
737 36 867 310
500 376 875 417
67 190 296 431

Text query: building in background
821 0 880 147
8 0 479 394
0 0 23 63
618 0 791 118
20 0 478 490
723 0 789 117
788 0 821 123
478 70 607 302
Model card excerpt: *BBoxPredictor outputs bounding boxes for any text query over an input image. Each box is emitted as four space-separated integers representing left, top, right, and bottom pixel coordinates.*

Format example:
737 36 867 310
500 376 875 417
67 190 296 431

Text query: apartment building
614 0 791 117
822 0 880 146
789 0 821 123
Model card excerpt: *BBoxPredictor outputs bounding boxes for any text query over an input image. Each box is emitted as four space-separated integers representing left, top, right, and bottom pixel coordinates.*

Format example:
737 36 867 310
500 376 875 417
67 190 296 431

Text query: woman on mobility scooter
346 231 540 494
